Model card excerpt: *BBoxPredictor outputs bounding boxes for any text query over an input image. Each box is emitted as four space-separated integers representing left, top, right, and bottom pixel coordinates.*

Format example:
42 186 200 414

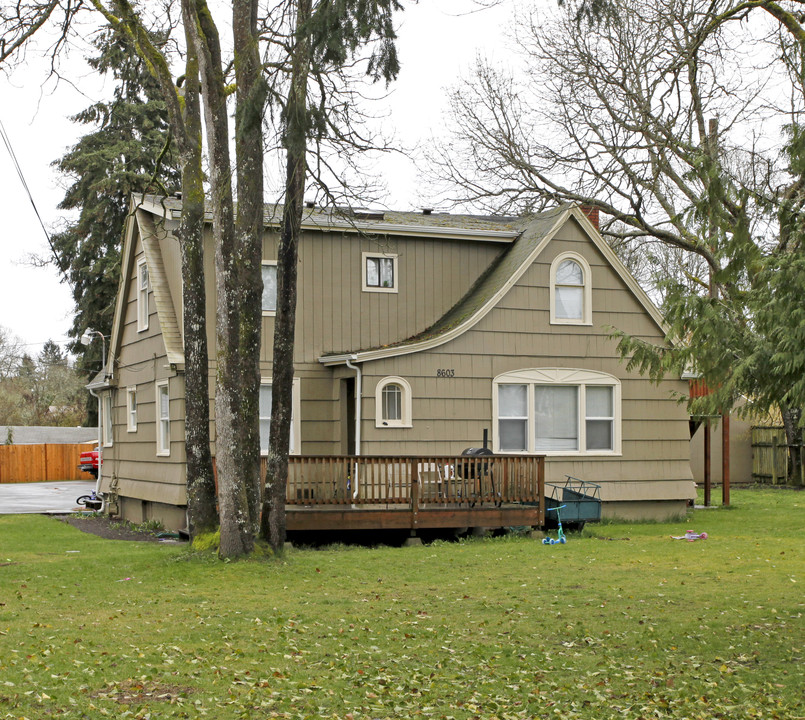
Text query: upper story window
126 387 137 432
550 252 592 325
493 368 620 455
137 258 150 331
259 377 301 454
363 252 398 293
375 376 412 428
262 262 277 315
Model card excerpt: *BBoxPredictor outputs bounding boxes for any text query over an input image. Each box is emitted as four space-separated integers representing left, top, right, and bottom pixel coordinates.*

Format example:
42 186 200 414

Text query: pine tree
53 29 179 392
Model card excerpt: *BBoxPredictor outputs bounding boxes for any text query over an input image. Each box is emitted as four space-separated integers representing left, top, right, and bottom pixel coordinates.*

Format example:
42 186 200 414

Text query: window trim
102 392 113 448
549 251 592 326
492 368 621 456
156 380 170 456
259 377 301 455
137 258 150 332
362 252 399 294
375 376 412 428
126 386 137 433
261 261 278 316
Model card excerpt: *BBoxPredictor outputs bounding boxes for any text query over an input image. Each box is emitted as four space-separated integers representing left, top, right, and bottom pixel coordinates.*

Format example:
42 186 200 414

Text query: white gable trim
136 211 185 367
569 207 667 331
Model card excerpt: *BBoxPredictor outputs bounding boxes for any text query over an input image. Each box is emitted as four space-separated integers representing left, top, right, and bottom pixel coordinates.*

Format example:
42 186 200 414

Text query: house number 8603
436 369 455 378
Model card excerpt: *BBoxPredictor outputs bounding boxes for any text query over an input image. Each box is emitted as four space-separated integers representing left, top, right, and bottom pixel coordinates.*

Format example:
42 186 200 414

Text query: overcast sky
0 0 514 357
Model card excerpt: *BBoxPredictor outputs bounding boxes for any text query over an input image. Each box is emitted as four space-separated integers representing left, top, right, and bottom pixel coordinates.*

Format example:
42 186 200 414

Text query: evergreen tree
52 29 179 393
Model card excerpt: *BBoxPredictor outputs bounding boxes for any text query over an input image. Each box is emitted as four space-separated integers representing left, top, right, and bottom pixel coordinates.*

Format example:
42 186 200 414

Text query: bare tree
431 0 805 480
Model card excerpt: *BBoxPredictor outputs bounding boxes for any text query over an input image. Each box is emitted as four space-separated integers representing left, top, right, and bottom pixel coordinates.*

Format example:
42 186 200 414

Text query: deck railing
259 454 545 508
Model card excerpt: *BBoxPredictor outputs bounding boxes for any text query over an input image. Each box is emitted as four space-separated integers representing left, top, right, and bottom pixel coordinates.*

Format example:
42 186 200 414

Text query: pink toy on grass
671 531 708 541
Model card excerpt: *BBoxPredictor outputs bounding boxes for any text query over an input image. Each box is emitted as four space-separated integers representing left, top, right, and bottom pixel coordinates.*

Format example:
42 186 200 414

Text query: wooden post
410 460 419 530
722 412 730 506
703 420 711 506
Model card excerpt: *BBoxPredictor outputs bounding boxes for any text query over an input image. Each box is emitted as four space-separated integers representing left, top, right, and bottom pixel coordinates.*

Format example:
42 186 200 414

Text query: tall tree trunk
178 8 216 534
191 0 254 557
261 0 312 552
233 0 267 538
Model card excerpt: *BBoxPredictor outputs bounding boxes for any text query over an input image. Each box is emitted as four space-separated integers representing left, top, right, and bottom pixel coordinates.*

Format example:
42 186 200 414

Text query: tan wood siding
102 233 187 504
352 223 692 500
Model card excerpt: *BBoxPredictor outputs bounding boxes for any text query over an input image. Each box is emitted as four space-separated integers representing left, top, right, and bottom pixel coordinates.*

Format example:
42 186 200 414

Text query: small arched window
550 252 592 325
382 383 402 421
375 376 412 428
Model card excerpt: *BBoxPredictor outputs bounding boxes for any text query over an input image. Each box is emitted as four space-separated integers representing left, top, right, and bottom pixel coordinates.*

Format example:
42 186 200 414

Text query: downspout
87 385 103 501
344 356 361 500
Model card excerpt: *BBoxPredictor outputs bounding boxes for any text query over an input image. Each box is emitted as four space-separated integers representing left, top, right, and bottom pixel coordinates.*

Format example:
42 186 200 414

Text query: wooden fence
751 426 804 486
0 443 96 483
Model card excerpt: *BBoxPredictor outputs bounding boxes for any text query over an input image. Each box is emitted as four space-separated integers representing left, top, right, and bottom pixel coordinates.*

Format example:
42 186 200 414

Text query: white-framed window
262 262 277 315
137 258 150 331
493 368 621 455
156 380 170 456
375 376 412 428
102 393 113 447
362 252 398 293
126 386 137 432
259 377 301 455
550 251 592 325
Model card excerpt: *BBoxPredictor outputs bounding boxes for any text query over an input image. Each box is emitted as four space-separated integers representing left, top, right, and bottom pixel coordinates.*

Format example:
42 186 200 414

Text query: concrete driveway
0 481 97 515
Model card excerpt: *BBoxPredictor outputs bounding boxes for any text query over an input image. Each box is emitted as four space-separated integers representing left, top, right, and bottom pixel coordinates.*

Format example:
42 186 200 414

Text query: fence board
752 426 790 484
0 443 96 483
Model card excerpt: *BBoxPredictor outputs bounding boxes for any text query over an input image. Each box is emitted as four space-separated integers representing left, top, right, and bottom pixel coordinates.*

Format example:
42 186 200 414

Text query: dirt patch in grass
91 679 194 704
56 514 178 543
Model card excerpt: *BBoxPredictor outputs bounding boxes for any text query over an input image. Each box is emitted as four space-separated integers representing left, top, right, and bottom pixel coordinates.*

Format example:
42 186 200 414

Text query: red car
78 447 101 479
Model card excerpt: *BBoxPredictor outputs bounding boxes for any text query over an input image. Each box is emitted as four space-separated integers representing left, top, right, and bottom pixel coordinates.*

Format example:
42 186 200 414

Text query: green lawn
1 487 802 719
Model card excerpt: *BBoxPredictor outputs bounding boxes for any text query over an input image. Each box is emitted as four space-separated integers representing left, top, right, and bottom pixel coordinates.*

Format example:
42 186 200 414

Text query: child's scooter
543 504 567 545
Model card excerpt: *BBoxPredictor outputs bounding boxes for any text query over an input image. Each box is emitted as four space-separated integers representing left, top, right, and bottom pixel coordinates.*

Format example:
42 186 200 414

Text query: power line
0 116 72 288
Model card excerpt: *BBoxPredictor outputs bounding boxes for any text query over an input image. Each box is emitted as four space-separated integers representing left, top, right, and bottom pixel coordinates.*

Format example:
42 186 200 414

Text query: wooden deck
261 454 545 533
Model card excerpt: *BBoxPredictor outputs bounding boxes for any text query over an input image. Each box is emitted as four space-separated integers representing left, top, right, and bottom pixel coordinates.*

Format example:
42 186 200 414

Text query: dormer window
550 252 592 325
363 252 398 293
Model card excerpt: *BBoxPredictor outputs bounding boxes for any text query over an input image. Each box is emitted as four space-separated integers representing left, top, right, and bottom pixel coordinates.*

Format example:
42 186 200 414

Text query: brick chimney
579 204 599 230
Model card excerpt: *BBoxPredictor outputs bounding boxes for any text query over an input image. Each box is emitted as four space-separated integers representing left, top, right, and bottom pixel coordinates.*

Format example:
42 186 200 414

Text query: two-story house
93 195 694 531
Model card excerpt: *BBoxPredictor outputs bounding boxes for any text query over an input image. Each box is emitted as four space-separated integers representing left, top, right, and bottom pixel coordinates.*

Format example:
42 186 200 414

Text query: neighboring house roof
0 426 97 445
320 204 667 365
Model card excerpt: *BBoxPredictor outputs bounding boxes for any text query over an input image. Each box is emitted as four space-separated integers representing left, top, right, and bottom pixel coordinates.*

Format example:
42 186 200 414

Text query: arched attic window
550 252 592 325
